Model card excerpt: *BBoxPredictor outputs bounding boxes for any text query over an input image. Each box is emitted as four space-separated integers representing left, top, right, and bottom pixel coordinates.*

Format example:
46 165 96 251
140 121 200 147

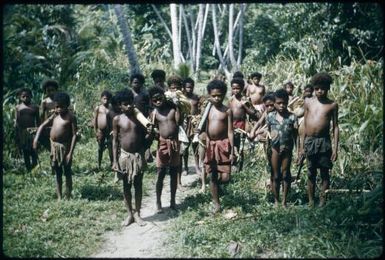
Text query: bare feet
212 203 221 214
133 212 146 226
273 201 279 208
182 170 188 176
308 200 314 208
170 202 177 211
122 214 134 226
156 202 163 214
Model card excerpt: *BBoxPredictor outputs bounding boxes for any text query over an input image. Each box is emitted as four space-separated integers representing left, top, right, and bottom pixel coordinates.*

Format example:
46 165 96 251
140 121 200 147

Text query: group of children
15 69 339 226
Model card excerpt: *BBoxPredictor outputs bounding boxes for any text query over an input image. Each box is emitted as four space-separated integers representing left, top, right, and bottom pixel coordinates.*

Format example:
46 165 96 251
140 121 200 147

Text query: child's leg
54 166 63 200
64 164 72 199
307 167 317 207
209 168 221 213
182 141 191 175
122 174 134 226
156 167 167 212
192 142 201 175
133 172 146 225
107 139 113 167
31 149 38 169
319 167 330 207
271 148 282 207
281 152 292 207
22 149 32 171
170 166 178 209
199 144 206 192
97 133 105 169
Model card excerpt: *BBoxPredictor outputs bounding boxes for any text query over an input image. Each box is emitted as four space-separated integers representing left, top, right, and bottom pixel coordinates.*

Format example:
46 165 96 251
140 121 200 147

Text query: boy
228 78 257 171
15 88 39 171
131 73 150 117
204 80 234 213
246 72 266 116
33 92 78 200
151 69 167 90
301 73 339 207
284 81 295 104
181 77 201 176
149 87 180 212
93 90 113 169
130 73 152 163
248 92 275 190
40 79 59 150
112 89 150 226
266 89 298 208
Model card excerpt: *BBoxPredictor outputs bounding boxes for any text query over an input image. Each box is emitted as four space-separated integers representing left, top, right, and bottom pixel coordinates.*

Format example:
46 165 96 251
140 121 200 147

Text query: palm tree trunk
170 4 181 69
113 4 141 74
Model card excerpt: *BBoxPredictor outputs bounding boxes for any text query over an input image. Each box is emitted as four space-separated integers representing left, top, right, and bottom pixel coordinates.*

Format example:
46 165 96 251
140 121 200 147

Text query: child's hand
230 154 235 165
331 151 337 162
32 139 38 150
65 154 72 164
112 162 119 172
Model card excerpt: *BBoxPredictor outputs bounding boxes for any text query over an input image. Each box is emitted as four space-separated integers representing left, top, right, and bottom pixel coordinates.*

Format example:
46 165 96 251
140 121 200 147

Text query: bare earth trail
91 166 200 258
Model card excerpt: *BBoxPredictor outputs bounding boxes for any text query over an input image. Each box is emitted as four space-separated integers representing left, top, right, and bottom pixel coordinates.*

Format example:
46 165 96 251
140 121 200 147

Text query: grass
164 150 383 258
2 139 157 258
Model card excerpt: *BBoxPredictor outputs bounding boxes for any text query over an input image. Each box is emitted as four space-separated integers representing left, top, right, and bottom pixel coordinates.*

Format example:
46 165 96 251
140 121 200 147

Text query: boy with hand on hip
33 92 78 200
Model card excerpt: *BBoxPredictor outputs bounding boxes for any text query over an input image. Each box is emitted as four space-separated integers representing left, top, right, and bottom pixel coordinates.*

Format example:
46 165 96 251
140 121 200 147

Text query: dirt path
91 167 201 258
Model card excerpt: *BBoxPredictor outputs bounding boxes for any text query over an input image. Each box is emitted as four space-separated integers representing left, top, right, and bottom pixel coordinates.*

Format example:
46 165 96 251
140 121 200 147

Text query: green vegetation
2 3 383 258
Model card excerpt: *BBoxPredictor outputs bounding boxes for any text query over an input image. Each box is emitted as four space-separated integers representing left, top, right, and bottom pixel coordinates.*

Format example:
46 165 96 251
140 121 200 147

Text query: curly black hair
183 77 195 87
284 81 294 88
151 69 166 80
17 87 32 97
148 86 165 99
101 90 112 99
115 89 134 104
230 78 245 89
310 72 333 90
304 84 314 91
130 73 145 84
207 79 227 94
42 79 59 92
232 71 244 79
53 92 71 107
274 88 289 103
250 72 262 79
167 75 183 89
263 91 275 103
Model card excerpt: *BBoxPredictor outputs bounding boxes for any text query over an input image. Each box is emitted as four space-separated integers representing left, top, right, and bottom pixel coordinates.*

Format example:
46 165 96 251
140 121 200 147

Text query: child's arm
33 114 54 150
249 112 266 139
331 103 339 162
66 115 78 164
111 116 120 171
241 99 258 118
93 106 99 133
227 109 234 164
175 107 181 127
35 105 40 126
40 100 46 122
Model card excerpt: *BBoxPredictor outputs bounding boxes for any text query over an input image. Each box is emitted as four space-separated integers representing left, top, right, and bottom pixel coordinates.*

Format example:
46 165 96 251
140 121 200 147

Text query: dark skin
206 88 234 213
40 85 58 151
132 78 150 117
149 93 180 212
93 95 112 169
33 101 77 201
301 85 339 207
15 91 39 171
296 88 313 167
229 83 257 165
182 82 200 176
270 97 298 208
112 101 150 226
246 77 265 109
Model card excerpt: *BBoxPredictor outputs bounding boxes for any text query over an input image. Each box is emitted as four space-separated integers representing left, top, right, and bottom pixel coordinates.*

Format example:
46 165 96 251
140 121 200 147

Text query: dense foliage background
2 3 383 258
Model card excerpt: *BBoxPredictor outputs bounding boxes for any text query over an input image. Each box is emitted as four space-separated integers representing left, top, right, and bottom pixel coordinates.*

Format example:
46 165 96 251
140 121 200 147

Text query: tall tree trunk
170 4 181 69
178 4 185 63
228 4 237 71
195 4 209 79
151 5 172 39
181 5 193 69
113 4 141 74
237 4 245 67
211 4 230 80
189 10 196 72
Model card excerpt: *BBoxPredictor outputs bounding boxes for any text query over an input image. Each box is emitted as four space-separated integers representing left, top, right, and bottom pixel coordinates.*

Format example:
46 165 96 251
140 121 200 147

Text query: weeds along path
91 167 200 258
